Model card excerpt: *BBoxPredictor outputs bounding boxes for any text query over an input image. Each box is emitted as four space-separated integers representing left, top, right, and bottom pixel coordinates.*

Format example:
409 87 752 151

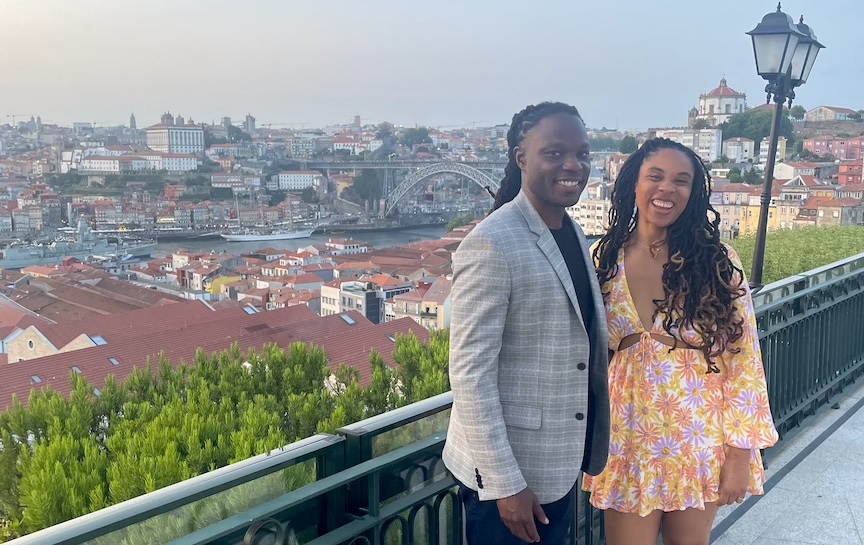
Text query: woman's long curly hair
492 101 583 211
592 138 745 372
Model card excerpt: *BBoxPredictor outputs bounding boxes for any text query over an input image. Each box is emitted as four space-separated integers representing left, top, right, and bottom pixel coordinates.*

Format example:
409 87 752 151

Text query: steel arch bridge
385 162 500 216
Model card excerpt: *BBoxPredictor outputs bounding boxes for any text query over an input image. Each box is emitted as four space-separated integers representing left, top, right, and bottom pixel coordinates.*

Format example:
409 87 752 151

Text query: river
152 224 451 256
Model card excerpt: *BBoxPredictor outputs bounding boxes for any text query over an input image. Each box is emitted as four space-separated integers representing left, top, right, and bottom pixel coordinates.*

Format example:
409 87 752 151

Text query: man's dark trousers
458 483 575 545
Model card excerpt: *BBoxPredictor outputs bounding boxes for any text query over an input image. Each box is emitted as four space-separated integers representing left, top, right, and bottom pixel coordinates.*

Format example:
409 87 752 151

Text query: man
442 102 610 544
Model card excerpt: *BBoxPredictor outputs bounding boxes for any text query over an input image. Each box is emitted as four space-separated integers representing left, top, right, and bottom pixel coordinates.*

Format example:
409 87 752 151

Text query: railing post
340 426 375 518
319 437 347 534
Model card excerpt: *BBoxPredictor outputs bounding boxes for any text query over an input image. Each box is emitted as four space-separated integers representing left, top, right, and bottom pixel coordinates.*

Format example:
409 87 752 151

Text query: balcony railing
8 251 864 545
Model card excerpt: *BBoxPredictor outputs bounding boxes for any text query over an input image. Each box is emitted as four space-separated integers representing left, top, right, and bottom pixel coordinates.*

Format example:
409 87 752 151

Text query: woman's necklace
634 238 667 259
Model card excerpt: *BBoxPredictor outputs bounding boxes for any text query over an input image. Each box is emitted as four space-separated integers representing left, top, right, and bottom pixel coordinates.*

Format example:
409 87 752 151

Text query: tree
618 136 638 154
352 170 380 203
301 186 319 204
446 215 475 232
742 169 763 185
588 137 619 151
849 112 862 122
790 105 806 121
399 128 432 149
0 332 453 541
227 125 252 143
728 167 743 183
692 119 713 129
722 109 795 148
793 140 804 156
729 226 864 285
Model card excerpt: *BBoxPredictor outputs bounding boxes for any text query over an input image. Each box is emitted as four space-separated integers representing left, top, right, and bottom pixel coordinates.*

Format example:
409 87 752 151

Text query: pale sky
1 0 860 131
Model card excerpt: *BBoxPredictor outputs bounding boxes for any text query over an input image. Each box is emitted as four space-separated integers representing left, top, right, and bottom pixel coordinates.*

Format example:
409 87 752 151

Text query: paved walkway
710 378 864 545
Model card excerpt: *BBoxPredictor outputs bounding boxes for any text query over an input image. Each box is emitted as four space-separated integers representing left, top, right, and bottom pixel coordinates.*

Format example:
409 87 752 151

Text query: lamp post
746 3 824 290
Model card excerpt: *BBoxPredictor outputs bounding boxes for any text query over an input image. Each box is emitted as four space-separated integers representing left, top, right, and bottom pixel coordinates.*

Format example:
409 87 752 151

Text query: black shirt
550 222 595 335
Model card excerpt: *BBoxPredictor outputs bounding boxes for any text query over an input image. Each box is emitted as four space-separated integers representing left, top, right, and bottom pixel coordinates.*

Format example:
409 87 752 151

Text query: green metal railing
8 252 864 545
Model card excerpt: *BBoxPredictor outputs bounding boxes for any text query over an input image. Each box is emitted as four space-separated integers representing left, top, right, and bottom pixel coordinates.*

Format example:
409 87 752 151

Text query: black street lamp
746 3 824 290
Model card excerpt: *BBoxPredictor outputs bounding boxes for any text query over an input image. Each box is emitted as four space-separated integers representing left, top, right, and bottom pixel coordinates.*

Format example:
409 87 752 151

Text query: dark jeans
458 482 575 545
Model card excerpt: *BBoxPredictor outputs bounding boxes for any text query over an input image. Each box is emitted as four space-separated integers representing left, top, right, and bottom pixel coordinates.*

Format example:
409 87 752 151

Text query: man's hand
496 487 548 543
717 446 750 506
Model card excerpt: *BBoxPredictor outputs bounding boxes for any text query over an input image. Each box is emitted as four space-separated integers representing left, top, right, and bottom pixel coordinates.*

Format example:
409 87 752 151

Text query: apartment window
108 357 120 366
818 210 824 217
71 366 82 374
31 375 42 383
833 210 840 218
27 339 34 349
91 335 107 346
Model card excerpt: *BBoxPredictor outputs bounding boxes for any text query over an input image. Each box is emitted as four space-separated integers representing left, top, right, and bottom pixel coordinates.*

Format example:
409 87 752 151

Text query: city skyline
1 0 862 130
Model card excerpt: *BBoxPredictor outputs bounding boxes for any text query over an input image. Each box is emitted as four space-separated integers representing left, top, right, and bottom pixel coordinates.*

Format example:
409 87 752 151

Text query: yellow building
713 183 761 238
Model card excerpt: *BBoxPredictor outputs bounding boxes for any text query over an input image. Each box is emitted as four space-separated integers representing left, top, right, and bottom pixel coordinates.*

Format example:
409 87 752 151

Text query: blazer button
575 413 585 420
577 362 586 370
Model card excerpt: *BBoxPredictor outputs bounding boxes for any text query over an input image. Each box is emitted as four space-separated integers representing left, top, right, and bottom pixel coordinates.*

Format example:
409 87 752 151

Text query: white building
79 156 121 173
651 128 723 163
759 137 788 164
277 171 322 191
333 135 365 155
723 137 756 163
565 182 611 236
690 78 747 127
162 154 198 173
147 122 205 154
804 106 858 122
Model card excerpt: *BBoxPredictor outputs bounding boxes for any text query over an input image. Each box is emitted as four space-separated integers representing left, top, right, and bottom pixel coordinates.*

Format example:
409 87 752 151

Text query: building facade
146 114 205 154
651 128 723 163
277 171 322 191
804 106 858 122
722 137 755 163
690 79 747 127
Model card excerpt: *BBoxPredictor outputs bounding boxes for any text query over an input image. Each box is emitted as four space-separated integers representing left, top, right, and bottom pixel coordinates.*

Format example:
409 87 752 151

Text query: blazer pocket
500 403 542 430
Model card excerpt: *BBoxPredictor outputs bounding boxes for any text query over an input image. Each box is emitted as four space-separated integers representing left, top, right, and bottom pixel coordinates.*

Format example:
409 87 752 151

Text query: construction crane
260 122 310 129
5 114 32 125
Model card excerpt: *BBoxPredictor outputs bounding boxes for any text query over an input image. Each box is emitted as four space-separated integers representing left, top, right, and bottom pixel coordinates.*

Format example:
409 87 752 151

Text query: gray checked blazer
442 190 610 504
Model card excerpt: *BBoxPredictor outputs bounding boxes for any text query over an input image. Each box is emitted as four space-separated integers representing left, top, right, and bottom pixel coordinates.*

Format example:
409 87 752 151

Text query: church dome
707 78 742 97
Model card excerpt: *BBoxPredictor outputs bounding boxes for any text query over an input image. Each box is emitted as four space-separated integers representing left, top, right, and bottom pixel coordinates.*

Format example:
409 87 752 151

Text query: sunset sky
1 0 860 130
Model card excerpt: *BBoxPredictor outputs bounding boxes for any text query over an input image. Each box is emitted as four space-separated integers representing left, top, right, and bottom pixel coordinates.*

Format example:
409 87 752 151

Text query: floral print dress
582 245 779 516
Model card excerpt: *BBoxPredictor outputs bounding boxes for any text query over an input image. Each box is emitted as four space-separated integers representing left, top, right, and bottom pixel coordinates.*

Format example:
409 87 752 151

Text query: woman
583 138 778 545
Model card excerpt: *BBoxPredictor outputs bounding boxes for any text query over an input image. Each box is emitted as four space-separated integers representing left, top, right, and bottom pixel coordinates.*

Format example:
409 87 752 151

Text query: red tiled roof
423 276 452 304
706 80 742 96
289 273 325 286
26 300 218 349
363 274 409 288
335 261 379 271
305 316 430 386
0 306 320 410
393 288 428 302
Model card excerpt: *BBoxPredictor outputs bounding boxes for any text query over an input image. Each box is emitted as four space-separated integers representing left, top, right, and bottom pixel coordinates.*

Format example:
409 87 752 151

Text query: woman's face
634 148 695 231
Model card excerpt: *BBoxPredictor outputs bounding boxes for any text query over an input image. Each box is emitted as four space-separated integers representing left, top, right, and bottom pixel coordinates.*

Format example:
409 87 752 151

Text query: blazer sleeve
721 246 780 450
448 231 526 500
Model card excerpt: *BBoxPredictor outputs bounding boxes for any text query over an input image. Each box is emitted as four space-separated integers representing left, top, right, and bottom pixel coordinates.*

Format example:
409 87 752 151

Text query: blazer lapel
514 192 585 328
